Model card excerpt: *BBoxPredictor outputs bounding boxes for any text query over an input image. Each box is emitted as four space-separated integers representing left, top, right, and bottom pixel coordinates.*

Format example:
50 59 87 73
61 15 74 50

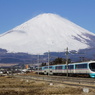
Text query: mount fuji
0 13 95 55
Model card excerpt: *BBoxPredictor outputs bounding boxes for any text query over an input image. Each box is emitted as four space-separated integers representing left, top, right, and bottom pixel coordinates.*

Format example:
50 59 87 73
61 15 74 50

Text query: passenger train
35 61 95 78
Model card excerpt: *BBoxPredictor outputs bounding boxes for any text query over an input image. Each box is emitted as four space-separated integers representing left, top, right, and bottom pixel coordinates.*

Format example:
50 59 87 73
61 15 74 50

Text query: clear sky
0 0 95 34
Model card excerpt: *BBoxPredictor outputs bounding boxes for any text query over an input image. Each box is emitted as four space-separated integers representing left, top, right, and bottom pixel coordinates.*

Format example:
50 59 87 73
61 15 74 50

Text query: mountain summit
0 13 95 54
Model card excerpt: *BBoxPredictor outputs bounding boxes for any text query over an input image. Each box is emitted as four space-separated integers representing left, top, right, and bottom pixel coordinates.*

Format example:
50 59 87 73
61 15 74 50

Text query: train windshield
89 63 95 71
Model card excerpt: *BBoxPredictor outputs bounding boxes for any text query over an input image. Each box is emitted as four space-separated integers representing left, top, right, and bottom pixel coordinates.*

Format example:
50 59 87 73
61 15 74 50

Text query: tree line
40 57 71 66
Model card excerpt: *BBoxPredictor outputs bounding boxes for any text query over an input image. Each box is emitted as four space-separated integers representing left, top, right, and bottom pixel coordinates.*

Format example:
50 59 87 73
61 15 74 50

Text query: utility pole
37 54 40 75
66 47 69 77
48 50 50 76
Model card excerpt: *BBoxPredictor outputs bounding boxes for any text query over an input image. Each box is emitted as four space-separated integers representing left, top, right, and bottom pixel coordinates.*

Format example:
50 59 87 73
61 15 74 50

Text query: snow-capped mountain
0 13 95 54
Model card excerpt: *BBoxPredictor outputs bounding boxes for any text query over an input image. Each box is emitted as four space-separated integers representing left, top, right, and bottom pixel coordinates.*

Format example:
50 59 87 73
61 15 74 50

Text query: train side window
64 65 67 69
49 66 53 69
83 64 87 68
65 65 74 69
43 66 53 69
68 65 74 69
44 66 48 69
75 64 87 69
55 66 63 70
55 66 57 69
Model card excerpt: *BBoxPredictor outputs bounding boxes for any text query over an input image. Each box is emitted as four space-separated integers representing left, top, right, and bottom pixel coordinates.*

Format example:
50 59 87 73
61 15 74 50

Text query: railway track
15 74 95 88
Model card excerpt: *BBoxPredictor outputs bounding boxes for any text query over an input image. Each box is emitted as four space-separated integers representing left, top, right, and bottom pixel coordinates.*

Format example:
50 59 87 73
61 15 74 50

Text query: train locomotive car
35 61 95 78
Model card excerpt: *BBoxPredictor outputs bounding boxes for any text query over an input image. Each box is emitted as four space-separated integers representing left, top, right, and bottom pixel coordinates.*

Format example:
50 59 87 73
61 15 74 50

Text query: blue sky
0 0 95 34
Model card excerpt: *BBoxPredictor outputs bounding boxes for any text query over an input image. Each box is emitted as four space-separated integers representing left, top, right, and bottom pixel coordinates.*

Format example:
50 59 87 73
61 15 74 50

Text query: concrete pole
37 54 40 75
66 47 69 77
48 50 50 76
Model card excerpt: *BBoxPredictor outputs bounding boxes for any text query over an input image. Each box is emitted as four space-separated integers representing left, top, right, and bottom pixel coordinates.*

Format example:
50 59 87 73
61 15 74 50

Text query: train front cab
89 62 95 78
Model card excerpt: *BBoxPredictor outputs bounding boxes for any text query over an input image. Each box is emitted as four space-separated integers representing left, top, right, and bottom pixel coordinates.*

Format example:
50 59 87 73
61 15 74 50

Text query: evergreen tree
50 57 71 65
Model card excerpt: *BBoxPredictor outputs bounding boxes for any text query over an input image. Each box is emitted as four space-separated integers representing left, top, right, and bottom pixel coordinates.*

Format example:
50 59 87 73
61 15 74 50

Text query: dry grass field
0 75 95 95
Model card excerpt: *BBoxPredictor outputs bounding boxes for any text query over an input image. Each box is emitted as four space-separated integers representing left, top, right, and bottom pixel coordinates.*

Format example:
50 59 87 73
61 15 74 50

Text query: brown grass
0 76 95 95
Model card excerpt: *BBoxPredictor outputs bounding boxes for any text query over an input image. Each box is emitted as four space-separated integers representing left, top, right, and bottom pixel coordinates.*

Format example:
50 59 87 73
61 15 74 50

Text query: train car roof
40 61 95 67
71 61 95 64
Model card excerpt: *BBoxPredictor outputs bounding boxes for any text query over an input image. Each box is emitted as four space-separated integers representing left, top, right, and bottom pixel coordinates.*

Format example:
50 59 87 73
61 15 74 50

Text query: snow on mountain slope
0 13 95 54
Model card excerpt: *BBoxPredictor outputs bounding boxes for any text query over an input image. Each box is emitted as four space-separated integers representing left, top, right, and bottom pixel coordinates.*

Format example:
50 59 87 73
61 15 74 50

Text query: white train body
36 61 95 78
